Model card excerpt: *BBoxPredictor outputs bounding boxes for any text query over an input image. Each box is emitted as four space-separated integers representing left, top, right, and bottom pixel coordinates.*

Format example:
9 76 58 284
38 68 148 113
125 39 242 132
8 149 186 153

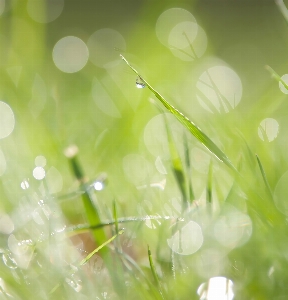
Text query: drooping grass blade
120 55 236 172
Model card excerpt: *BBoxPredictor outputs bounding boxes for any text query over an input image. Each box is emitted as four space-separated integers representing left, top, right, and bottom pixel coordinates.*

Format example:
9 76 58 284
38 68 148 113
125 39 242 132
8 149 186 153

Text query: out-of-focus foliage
1 0 288 299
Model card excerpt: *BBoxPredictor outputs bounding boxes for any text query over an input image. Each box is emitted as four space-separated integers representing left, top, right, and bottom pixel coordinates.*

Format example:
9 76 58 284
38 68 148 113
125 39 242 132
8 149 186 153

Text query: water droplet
65 274 82 292
2 252 17 269
20 180 29 190
93 181 104 191
136 76 145 89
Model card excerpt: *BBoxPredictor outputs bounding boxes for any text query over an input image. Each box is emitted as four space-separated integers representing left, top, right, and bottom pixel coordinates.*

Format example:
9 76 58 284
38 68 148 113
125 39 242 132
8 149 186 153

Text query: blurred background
1 0 288 298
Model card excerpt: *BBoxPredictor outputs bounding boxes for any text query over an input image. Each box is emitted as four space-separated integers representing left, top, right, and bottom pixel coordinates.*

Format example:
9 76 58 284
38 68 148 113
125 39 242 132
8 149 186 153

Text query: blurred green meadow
1 0 288 299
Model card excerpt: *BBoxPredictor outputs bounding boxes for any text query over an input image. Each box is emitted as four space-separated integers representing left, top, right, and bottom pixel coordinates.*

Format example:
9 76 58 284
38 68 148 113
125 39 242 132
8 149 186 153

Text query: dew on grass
274 170 288 216
258 118 279 142
136 76 146 89
196 66 242 113
213 204 252 249
0 214 14 234
197 276 234 300
35 155 46 167
88 28 126 68
20 180 29 190
93 181 104 191
279 74 288 94
33 167 46 180
2 252 17 269
53 36 89 73
65 274 82 292
27 0 64 23
167 221 203 255
156 8 196 47
0 148 6 176
0 101 15 139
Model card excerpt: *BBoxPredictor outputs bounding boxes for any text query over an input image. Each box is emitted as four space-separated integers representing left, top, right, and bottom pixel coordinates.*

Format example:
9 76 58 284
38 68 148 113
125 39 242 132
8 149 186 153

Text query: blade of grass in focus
120 55 237 172
80 229 124 265
64 145 126 296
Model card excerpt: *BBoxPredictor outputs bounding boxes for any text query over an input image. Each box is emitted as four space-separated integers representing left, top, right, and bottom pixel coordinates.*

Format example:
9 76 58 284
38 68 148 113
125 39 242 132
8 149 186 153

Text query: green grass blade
80 229 124 265
265 65 288 90
148 245 165 299
113 200 119 234
256 154 273 198
206 160 213 204
120 55 236 172
183 133 195 202
275 0 288 25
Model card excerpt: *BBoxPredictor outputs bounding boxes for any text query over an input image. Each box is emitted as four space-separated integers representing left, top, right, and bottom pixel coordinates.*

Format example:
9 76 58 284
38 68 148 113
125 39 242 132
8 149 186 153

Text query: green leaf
120 55 236 172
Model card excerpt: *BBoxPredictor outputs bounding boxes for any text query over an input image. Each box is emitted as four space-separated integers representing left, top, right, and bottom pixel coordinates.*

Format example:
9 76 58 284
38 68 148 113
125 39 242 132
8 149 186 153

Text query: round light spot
35 155 46 167
279 74 288 94
27 0 64 23
0 101 15 139
53 36 89 73
33 167 46 180
170 24 207 61
258 118 279 142
196 66 242 113
122 154 151 185
167 221 203 255
197 277 234 300
156 8 196 47
155 156 167 174
87 28 126 68
213 205 252 248
144 113 183 160
93 181 104 191
274 170 288 215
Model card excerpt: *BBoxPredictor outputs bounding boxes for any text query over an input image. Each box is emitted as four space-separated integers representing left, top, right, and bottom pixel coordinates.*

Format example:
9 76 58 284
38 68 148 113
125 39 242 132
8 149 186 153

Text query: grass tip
64 144 79 158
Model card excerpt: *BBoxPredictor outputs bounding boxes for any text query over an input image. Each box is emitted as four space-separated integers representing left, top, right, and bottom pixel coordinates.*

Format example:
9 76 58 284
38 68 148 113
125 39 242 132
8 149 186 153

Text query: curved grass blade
256 154 273 198
275 0 288 25
80 229 124 265
120 55 236 172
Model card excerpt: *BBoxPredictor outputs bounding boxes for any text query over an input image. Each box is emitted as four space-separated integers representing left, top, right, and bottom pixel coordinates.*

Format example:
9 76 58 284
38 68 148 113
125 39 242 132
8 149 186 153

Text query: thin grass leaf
256 154 273 198
265 65 288 90
183 133 195 202
120 55 236 172
80 229 124 265
206 160 213 204
148 245 165 299
113 200 119 234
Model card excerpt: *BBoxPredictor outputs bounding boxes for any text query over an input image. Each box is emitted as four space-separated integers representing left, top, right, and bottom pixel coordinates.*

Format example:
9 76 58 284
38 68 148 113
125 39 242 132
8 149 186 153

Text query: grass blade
256 154 273 198
265 65 288 90
80 229 124 265
120 55 236 172
148 245 165 299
